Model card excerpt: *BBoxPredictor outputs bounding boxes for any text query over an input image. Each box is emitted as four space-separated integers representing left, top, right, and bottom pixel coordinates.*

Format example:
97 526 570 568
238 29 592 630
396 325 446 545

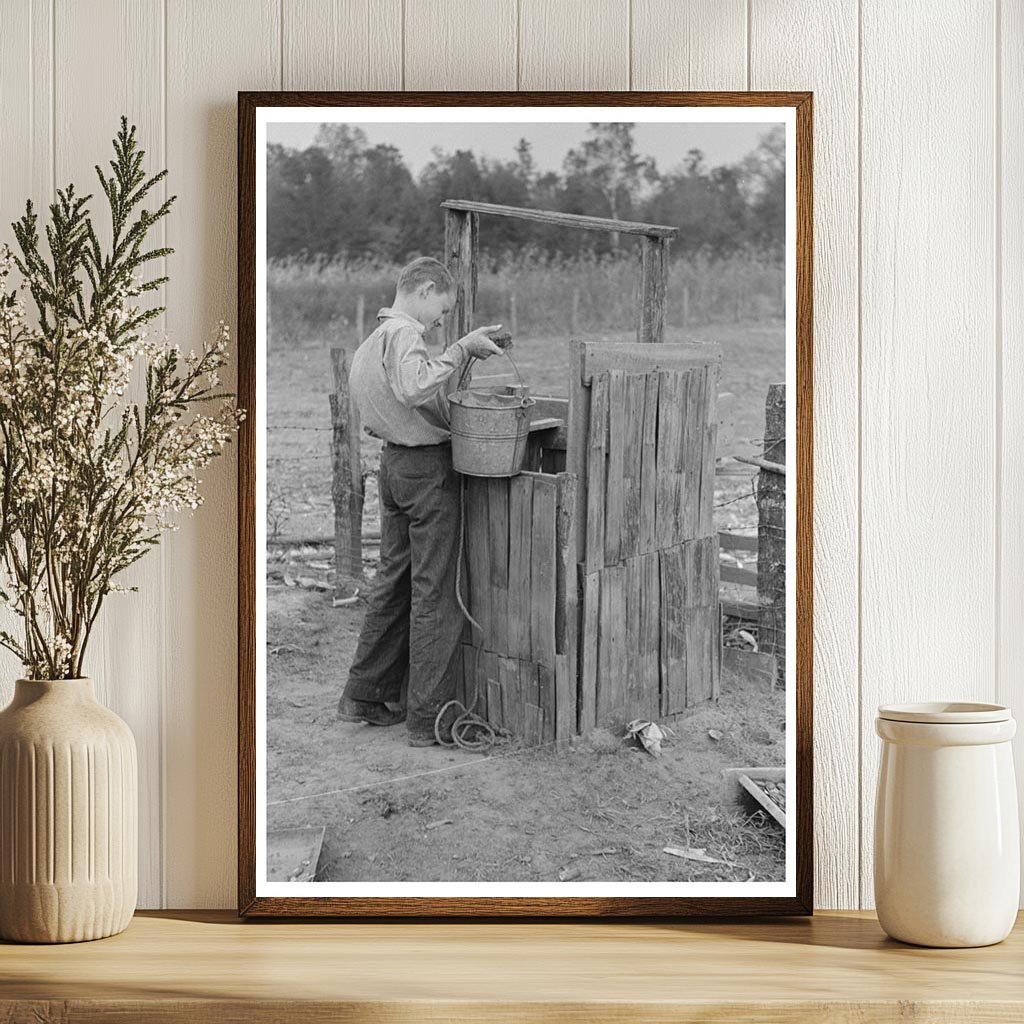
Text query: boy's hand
460 324 505 360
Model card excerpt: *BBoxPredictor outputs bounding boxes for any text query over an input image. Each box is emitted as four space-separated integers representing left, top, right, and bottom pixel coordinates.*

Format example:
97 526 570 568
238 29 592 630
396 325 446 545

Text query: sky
266 121 775 179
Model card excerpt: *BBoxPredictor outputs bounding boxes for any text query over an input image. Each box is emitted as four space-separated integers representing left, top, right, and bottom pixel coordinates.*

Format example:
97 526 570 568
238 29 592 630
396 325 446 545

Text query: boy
337 256 504 746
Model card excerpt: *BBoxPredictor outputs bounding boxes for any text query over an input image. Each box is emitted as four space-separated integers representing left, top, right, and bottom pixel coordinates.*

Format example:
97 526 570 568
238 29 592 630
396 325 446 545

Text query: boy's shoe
407 722 453 747
337 696 406 726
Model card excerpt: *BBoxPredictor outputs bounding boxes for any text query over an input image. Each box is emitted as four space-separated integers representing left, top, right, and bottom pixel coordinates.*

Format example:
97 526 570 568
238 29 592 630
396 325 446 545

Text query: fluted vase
0 678 137 943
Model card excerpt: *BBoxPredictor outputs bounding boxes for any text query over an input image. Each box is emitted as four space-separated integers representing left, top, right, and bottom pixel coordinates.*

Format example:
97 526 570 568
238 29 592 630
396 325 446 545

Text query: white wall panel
859 0 998 907
163 0 280 908
1000 0 1024 898
405 0 516 90
750 0 860 911
52 0 168 909
632 0 747 91
519 0 629 90
284 0 402 91
0 0 1018 910
0 0 53 695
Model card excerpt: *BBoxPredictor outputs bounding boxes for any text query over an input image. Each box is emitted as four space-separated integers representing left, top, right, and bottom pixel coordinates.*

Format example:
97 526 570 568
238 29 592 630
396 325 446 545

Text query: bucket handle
456 343 529 403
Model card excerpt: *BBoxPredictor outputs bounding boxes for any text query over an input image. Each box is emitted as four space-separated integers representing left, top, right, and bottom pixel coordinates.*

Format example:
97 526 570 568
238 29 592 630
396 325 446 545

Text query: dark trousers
343 442 464 734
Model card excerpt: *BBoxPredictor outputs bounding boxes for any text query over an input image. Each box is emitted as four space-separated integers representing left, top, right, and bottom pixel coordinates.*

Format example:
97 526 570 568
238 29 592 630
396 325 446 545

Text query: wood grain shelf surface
2 910 1023 1022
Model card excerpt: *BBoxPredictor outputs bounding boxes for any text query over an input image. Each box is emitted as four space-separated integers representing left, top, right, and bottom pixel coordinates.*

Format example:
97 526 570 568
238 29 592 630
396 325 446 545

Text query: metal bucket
448 389 536 477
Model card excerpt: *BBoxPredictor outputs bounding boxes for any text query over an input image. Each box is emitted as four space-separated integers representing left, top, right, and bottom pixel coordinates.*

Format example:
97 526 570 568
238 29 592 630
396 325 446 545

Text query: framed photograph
238 91 812 917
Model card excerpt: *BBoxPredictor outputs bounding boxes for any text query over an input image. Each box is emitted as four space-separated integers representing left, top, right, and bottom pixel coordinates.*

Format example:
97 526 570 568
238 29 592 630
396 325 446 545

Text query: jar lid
877 701 1011 724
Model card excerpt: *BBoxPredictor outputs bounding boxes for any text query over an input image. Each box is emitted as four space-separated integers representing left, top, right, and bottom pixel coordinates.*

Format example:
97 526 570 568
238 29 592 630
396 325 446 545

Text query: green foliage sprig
0 117 243 679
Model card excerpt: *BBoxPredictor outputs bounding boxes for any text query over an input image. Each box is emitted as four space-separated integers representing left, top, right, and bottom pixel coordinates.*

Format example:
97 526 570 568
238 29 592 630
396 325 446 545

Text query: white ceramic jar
874 702 1019 947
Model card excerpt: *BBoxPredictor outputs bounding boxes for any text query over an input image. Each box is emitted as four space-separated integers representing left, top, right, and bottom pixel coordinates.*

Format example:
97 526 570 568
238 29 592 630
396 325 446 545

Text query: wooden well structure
444 200 720 745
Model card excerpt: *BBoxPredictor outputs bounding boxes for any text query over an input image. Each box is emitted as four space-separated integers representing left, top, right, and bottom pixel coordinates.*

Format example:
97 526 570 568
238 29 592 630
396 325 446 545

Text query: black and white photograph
244 98 807 910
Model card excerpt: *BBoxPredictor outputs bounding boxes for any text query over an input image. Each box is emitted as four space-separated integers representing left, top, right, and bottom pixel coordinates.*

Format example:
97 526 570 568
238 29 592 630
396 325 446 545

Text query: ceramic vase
0 678 137 943
874 701 1019 947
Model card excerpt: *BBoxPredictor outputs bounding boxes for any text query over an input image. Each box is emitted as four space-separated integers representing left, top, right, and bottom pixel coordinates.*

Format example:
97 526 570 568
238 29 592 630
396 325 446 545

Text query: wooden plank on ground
639 372 660 554
486 477 510 654
579 571 600 734
585 373 609 573
508 474 533 659
567 340 590 564
621 374 645 560
530 477 558 671
655 371 682 550
604 370 627 566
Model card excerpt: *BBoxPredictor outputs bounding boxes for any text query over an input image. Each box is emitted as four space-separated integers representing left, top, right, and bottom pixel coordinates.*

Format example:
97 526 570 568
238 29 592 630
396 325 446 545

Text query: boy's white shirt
349 307 470 446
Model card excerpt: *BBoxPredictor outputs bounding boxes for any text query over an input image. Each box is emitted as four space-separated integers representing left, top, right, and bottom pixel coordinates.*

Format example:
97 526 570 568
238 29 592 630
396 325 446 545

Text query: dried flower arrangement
0 117 243 679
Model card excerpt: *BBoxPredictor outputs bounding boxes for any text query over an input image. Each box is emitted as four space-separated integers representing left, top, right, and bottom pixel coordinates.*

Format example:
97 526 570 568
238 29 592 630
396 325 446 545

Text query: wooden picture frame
238 91 813 917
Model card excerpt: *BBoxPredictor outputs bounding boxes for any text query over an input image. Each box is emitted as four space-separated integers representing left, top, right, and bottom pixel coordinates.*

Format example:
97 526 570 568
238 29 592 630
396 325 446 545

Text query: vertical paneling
284 0 401 90
0 0 53 698
51 0 166 909
519 0 628 90
631 0 746 90
1000 0 1024 899
750 1 860 909
860 1 997 908
164 0 279 907
405 0 516 90
0 0 1016 912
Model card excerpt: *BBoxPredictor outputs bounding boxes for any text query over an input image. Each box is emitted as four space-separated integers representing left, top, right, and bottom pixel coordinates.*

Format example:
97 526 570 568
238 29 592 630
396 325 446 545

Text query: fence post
329 347 364 596
756 383 786 685
637 234 669 344
355 292 365 342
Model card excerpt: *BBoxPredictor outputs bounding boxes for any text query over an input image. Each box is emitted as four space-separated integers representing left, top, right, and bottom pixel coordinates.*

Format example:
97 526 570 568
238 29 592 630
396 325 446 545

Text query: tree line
267 122 785 264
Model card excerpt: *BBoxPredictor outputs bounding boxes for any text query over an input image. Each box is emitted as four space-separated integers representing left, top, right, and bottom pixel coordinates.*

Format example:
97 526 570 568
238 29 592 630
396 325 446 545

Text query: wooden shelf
2 910 1023 1021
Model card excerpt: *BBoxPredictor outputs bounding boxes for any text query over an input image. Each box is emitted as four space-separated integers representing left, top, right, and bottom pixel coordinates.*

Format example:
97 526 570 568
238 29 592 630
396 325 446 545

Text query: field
265 255 786 883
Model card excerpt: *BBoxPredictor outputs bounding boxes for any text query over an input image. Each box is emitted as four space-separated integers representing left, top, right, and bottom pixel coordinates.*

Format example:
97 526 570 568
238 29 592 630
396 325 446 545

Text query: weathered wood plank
499 656 520 739
537 664 555 743
585 373 610 573
581 341 721 386
659 544 684 715
443 209 478 354
720 565 759 588
641 551 662 721
699 365 719 538
567 341 590 564
597 564 627 728
441 199 677 238
554 653 573 743
530 477 558 671
486 477 510 654
625 556 643 718
508 474 534 660
637 235 670 344
719 532 760 553
655 371 682 550
487 677 504 732
639 372 660 554
465 476 491 640
621 373 646 560
523 703 544 748
579 572 600 734
604 370 627 566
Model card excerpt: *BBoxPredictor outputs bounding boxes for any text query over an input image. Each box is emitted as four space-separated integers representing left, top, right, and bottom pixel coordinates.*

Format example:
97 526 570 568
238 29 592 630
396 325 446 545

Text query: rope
438 474 498 752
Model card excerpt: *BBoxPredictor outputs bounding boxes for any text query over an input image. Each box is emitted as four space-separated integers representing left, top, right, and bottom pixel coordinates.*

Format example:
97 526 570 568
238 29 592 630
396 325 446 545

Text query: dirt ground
266 582 785 884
